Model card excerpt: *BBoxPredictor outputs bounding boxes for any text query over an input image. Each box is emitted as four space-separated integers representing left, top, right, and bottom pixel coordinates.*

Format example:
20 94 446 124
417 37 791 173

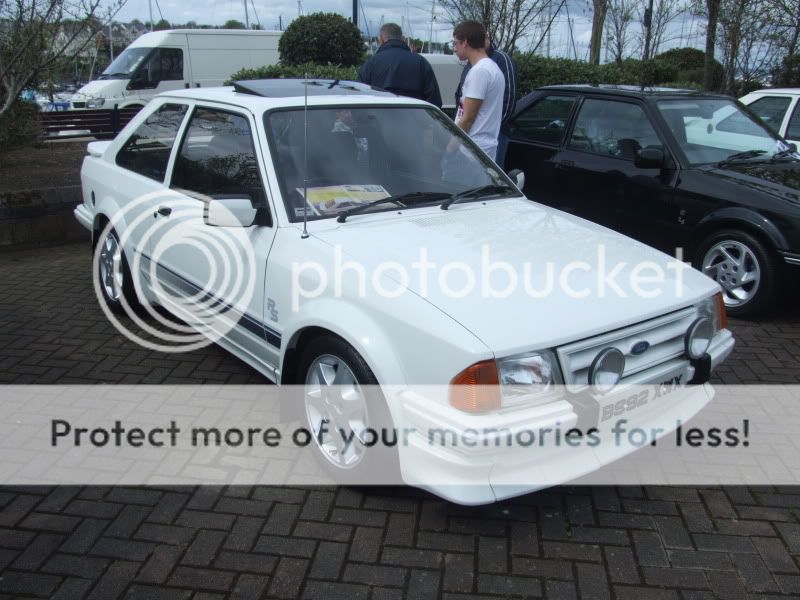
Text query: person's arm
357 61 369 84
423 63 442 108
458 97 482 134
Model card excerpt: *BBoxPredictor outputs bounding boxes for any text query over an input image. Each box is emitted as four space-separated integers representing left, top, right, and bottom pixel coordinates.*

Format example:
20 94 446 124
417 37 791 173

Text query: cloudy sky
105 0 704 60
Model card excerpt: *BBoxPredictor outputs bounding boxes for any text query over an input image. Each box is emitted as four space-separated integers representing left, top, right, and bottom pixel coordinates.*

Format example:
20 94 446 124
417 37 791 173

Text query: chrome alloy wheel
99 231 124 302
304 354 369 469
701 240 760 308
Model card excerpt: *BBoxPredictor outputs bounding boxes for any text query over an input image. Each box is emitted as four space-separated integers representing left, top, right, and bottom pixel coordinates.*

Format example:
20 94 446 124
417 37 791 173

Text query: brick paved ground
0 243 799 599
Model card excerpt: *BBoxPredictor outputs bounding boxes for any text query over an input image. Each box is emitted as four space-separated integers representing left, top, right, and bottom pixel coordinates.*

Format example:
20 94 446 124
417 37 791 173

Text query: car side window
716 103 774 136
115 103 188 181
568 99 662 160
171 107 266 206
787 102 800 140
131 48 183 88
744 96 792 132
508 95 576 145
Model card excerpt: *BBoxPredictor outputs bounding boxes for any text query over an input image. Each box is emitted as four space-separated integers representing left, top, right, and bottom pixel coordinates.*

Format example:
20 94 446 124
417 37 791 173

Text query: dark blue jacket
357 39 442 108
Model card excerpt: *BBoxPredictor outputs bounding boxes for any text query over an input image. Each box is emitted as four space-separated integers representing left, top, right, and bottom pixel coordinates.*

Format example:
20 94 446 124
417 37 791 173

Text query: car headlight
450 350 563 412
696 293 727 335
685 317 714 359
86 98 105 108
588 347 625 393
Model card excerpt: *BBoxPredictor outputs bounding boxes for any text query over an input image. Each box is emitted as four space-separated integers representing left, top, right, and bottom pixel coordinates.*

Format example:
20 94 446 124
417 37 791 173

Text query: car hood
74 80 120 99
311 199 718 354
700 160 800 205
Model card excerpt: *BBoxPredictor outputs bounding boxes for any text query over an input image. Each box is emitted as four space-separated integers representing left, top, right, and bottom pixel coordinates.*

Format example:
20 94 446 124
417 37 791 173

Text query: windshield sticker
296 185 390 212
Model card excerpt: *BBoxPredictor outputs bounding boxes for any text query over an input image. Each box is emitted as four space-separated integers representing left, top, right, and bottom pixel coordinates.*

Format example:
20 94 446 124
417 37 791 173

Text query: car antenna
301 73 310 239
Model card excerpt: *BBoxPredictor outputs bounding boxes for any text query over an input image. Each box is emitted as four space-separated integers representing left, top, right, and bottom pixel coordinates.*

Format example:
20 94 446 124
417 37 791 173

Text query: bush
0 99 41 150
655 47 723 90
772 54 800 87
228 62 358 84
278 13 364 66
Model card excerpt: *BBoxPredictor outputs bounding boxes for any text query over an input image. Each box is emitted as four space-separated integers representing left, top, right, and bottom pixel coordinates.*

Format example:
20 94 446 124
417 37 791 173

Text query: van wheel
695 229 776 318
297 335 398 484
95 227 138 313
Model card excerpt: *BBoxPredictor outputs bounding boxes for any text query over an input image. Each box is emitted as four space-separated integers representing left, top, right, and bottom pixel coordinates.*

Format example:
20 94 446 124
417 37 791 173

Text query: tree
278 13 363 66
0 0 112 119
154 18 170 31
637 0 689 59
222 19 246 29
588 0 608 64
703 0 721 90
440 0 560 54
605 0 635 64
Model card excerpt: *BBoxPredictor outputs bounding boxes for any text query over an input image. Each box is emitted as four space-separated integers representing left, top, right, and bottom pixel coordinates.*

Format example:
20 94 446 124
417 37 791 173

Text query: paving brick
0 527 36 549
382 546 442 569
214 550 277 574
348 526 382 562
512 557 573 580
652 516 692 549
302 581 369 600
298 491 333 521
230 573 270 600
693 533 756 554
330 508 386 527
87 559 140 600
576 562 611 600
146 492 188 524
105 505 151 538
408 568 440 599
614 586 680 600
18 512 80 533
752 536 798 573
0 571 61 597
175 510 235 531
223 516 264 552
443 553 474 592
308 541 347 579
417 531 473 553
731 552 782 593
418 501 448 532
604 546 641 584
135 523 195 546
667 549 734 571
543 541 602 562
181 529 226 566
50 577 94 600
0 495 41 527
41 553 109 579
255 535 316 558
90 537 154 561
510 522 539 557
384 512 416 546
292 520 352 542
11 532 63 570
215 497 272 517
478 536 507 573
632 531 668 567
168 566 235 592
268 557 310 599
263 503 300 536
136 545 184 583
477 574 542 597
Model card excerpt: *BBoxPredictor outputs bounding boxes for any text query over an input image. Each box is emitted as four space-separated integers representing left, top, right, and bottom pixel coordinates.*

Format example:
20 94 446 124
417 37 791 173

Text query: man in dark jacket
454 36 519 167
358 23 442 108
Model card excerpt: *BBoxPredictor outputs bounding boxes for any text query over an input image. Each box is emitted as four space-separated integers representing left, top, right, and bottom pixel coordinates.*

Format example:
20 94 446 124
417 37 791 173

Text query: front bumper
395 330 735 505
74 204 93 232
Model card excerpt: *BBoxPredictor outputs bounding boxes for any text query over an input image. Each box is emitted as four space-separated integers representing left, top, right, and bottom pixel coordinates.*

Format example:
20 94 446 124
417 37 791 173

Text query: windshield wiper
336 191 450 223
440 184 516 210
718 149 768 166
771 148 799 162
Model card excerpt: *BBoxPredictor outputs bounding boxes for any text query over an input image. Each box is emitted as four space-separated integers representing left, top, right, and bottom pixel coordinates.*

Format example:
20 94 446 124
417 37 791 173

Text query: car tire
95 227 139 313
296 335 399 485
695 229 777 318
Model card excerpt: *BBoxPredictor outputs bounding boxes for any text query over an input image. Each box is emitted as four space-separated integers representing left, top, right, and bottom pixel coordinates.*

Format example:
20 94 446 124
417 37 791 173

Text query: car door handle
156 207 172 217
556 160 575 170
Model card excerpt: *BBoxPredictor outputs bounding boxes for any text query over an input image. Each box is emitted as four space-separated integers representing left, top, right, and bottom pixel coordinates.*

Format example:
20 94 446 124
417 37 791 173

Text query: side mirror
507 168 525 190
205 197 257 227
789 143 798 153
634 147 666 169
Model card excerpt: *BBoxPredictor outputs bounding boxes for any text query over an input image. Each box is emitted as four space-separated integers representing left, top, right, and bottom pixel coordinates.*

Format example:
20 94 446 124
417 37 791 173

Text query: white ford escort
75 80 734 504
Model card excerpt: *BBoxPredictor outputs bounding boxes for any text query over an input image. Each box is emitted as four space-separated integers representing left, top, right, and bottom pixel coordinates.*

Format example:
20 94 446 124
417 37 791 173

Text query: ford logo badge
631 341 650 355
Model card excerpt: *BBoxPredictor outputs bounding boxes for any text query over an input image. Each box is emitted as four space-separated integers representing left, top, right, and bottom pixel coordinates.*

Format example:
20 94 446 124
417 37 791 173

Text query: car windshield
656 98 794 166
100 47 152 79
266 106 516 222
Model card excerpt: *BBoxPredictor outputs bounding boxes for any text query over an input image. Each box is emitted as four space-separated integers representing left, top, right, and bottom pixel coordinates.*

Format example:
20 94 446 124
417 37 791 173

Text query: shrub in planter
0 99 42 150
278 13 364 66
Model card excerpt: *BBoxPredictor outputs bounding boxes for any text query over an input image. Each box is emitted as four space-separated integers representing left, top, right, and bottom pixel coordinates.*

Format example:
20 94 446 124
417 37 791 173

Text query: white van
420 53 463 111
70 29 282 110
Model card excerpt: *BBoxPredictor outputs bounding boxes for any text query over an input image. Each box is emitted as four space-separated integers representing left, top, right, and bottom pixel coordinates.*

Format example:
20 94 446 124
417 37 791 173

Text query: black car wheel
696 229 776 317
297 335 398 484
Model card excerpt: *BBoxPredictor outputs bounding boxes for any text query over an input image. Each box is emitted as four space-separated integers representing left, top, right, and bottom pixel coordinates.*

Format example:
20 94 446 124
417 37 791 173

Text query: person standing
454 36 519 167
451 21 505 161
357 23 442 108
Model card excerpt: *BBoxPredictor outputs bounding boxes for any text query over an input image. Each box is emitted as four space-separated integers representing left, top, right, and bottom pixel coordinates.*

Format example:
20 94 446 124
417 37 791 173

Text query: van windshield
100 48 152 79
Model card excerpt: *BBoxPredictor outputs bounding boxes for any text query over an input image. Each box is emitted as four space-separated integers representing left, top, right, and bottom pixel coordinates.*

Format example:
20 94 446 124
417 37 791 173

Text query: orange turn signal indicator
449 360 501 413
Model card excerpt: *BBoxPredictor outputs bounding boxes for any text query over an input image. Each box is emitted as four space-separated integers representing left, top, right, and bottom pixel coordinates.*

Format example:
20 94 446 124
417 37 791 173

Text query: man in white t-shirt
451 21 505 160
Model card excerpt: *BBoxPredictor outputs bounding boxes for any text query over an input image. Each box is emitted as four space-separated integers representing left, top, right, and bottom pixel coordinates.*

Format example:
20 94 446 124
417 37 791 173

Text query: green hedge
0 100 42 150
229 55 703 96
278 13 363 66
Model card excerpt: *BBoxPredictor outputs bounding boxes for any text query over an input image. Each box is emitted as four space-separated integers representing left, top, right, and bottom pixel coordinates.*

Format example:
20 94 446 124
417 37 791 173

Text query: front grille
72 102 86 108
556 306 697 392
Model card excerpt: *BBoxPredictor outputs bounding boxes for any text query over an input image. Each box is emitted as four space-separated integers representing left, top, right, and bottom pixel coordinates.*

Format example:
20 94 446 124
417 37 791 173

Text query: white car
740 88 800 146
75 80 734 504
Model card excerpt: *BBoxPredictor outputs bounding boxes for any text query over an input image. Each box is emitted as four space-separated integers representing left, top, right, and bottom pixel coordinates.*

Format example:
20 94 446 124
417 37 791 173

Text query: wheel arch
691 208 786 260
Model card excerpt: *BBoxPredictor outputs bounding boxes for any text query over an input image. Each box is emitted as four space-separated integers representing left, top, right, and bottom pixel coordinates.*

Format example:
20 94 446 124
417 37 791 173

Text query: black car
503 85 800 316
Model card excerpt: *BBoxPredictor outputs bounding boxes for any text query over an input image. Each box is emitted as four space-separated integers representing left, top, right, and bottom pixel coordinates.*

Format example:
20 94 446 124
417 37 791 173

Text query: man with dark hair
357 23 442 107
454 34 519 167
451 20 505 160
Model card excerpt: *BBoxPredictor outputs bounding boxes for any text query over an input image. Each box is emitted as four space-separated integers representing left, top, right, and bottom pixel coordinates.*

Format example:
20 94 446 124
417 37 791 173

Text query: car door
740 94 795 140
784 100 800 147
150 104 280 373
504 93 578 207
555 96 678 250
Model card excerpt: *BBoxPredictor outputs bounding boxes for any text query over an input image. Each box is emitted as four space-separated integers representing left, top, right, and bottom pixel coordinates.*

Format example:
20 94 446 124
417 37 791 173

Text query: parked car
740 88 800 147
75 80 733 504
504 85 800 317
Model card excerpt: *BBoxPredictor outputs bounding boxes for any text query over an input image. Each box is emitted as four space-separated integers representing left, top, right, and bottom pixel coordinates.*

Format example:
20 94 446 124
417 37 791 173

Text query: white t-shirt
456 57 505 159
